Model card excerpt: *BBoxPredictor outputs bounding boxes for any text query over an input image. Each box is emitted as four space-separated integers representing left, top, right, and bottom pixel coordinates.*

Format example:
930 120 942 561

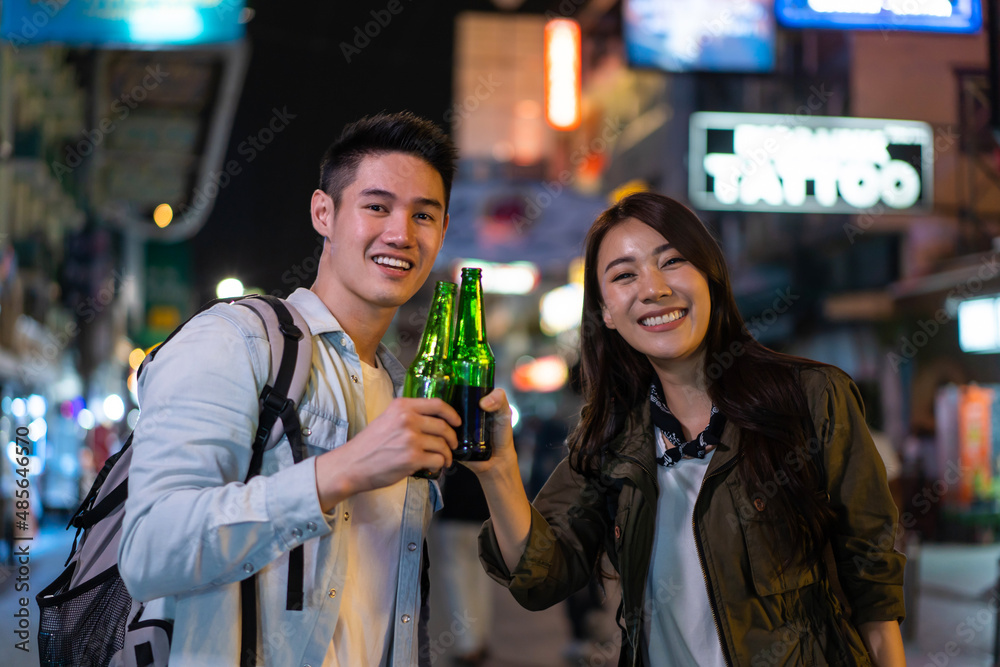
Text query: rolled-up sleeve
119 307 332 602
806 367 906 625
479 457 608 611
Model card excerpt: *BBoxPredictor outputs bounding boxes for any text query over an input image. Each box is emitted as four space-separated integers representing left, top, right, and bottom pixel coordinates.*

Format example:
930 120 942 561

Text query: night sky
191 0 560 302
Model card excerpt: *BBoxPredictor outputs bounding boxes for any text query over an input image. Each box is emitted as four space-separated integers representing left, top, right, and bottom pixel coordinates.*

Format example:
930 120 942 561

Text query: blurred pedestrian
435 464 493 666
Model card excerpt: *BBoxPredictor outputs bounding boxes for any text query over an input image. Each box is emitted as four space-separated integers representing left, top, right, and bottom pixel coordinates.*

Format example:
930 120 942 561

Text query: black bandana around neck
649 378 726 468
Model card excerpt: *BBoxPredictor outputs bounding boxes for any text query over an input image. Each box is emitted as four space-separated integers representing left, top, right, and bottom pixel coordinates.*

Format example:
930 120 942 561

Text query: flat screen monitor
624 0 776 73
775 0 982 34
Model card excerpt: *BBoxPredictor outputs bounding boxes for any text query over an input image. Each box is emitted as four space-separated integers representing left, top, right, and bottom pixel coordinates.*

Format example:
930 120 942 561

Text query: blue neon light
775 0 982 34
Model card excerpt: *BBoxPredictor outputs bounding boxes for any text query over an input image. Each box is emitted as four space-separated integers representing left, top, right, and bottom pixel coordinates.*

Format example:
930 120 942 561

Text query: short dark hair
318 111 458 212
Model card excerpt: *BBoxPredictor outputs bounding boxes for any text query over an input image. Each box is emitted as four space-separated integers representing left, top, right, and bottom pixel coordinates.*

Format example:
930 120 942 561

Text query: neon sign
688 112 934 214
775 0 981 33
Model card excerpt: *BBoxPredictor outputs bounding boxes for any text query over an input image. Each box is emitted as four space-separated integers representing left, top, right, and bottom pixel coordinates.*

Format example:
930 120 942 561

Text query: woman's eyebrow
603 243 674 275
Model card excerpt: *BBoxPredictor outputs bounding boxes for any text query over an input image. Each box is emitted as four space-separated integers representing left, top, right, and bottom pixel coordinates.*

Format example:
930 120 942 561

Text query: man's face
312 152 449 315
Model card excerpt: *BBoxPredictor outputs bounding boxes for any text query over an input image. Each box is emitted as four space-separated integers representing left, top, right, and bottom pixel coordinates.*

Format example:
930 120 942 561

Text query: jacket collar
605 400 743 481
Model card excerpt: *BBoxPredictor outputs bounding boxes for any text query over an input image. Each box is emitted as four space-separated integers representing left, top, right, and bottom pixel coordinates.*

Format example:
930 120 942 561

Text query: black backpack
36 295 314 667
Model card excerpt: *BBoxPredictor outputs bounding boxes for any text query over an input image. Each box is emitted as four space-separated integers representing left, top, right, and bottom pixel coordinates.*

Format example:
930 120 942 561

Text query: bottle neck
455 282 486 346
417 291 454 359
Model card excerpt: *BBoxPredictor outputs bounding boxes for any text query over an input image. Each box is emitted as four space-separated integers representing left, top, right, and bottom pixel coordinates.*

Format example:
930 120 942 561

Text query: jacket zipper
612 453 655 667
692 454 740 667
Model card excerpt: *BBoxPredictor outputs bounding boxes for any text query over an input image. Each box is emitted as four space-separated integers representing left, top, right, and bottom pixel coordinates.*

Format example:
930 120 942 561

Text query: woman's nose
641 270 672 301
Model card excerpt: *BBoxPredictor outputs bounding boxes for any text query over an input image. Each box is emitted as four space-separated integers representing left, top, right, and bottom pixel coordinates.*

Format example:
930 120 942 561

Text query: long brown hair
569 192 835 563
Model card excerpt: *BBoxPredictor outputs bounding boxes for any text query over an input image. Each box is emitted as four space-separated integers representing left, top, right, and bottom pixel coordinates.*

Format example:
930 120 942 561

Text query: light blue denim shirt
119 288 441 667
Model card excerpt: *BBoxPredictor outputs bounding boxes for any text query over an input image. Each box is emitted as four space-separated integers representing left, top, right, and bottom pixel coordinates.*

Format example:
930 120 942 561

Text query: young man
119 112 461 666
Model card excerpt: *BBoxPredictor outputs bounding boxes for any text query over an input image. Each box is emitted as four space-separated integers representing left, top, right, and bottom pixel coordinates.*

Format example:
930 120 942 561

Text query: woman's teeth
641 310 686 326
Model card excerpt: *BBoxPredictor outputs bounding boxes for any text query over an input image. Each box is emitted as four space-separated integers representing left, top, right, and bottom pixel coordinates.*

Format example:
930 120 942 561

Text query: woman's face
596 218 712 369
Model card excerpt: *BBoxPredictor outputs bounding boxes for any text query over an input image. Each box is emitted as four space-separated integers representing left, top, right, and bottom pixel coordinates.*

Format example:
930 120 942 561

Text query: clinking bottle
450 267 494 461
404 280 456 478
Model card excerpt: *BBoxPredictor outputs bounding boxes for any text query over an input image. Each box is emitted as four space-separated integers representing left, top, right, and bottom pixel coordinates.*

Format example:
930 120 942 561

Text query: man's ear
311 189 335 237
601 305 616 330
440 212 450 244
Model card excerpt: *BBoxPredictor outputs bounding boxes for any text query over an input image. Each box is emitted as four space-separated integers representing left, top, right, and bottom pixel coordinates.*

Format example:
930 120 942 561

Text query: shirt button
351 374 359 383
407 542 417 552
243 563 253 573
291 528 303 538
401 614 411 624
328 588 336 598
306 521 317 531
344 511 350 521
302 427 312 437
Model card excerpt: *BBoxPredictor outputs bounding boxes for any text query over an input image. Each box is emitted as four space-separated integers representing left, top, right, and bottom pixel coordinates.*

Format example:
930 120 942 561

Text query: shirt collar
286 288 407 389
286 288 347 336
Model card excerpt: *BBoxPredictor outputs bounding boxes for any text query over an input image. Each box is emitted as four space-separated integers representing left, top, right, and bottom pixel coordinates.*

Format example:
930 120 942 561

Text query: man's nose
382 211 415 247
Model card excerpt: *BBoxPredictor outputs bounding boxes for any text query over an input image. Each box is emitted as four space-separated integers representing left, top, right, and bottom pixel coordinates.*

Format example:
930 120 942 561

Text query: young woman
468 192 906 666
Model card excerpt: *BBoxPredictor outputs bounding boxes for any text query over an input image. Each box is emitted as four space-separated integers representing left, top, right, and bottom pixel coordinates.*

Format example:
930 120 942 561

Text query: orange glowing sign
544 19 581 131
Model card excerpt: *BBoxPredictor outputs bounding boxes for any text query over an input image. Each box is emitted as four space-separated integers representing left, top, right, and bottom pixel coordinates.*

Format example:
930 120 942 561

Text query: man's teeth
641 310 686 326
374 256 412 270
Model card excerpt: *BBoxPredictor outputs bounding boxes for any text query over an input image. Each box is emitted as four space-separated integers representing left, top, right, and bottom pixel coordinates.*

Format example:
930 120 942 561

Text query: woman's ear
601 305 616 330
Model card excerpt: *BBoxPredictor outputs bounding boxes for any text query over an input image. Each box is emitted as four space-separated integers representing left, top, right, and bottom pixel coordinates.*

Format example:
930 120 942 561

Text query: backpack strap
133 293 314 666
235 296 312 465
230 295 313 666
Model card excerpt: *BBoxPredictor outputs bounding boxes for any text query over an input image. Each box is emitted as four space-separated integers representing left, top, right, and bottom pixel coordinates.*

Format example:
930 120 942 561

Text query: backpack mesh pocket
37 564 132 667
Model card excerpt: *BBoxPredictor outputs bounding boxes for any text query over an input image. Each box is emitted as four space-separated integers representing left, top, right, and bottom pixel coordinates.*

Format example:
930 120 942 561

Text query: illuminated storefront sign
688 112 934 214
775 0 981 34
0 0 246 47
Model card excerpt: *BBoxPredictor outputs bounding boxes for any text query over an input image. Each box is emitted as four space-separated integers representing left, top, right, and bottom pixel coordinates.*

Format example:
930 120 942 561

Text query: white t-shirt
642 427 726 667
330 358 407 667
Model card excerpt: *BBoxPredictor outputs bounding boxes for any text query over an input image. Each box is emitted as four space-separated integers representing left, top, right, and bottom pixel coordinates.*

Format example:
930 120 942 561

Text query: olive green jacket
479 366 905 666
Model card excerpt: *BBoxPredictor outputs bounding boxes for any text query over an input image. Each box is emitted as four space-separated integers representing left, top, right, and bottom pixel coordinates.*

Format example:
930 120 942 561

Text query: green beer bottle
404 281 456 478
450 267 494 461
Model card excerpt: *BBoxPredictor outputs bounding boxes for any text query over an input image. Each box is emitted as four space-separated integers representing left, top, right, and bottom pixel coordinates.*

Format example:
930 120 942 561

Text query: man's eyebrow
360 188 395 199
602 243 673 275
414 197 444 211
359 189 443 211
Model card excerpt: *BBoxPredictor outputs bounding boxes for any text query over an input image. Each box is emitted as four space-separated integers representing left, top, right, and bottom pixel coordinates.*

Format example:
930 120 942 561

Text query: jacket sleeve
478 456 610 611
805 366 906 625
118 306 333 602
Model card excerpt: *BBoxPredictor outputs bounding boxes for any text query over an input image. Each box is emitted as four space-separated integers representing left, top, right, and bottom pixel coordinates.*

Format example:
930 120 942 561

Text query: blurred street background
3 0 1000 665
